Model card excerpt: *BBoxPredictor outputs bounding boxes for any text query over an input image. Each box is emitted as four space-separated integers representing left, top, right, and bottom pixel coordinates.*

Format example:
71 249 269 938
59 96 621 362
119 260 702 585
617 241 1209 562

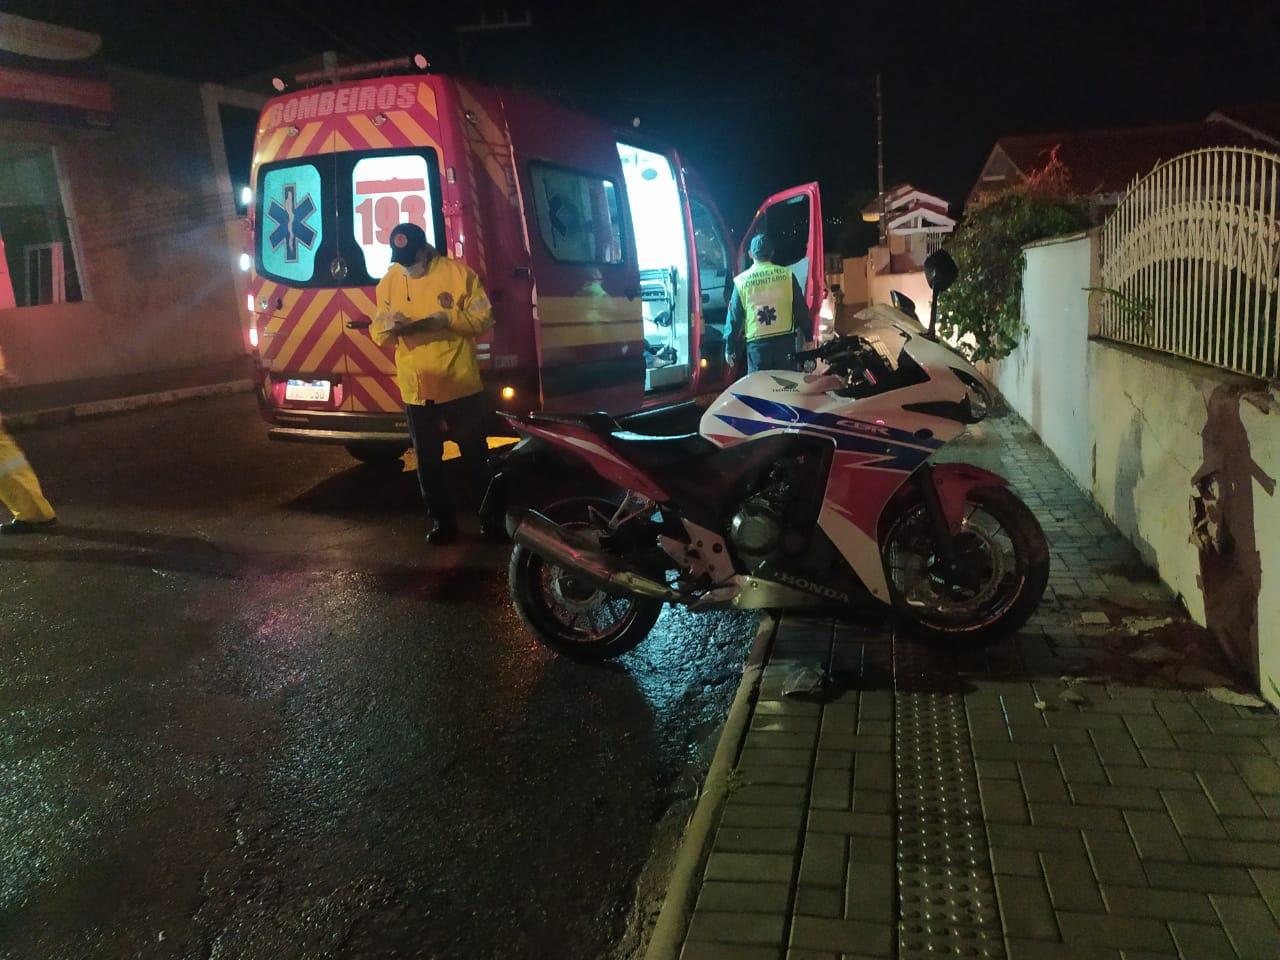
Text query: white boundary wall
991 232 1280 706
991 233 1095 489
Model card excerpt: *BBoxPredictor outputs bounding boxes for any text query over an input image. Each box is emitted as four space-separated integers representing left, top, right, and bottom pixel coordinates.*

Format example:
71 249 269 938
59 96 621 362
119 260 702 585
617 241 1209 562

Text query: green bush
936 182 1088 361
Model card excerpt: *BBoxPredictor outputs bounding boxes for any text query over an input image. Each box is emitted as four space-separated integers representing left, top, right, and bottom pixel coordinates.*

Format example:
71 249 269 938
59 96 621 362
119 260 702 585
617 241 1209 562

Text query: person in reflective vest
0 343 56 534
725 234 812 373
372 223 495 545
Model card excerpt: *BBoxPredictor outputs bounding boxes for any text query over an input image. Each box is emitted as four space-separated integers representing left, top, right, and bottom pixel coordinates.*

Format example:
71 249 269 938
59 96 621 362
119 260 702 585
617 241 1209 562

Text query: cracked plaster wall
993 233 1280 705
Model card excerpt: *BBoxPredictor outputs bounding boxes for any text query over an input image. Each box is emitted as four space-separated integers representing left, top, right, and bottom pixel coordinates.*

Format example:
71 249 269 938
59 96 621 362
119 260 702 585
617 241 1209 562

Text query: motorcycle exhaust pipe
512 510 680 602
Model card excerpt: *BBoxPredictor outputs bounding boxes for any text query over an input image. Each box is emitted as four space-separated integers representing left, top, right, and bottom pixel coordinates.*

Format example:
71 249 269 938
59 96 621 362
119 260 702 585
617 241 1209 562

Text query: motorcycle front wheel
508 498 663 660
881 485 1049 643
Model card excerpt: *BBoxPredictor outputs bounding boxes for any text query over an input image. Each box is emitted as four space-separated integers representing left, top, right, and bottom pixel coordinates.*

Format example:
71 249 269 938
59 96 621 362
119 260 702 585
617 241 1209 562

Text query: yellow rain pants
0 420 55 523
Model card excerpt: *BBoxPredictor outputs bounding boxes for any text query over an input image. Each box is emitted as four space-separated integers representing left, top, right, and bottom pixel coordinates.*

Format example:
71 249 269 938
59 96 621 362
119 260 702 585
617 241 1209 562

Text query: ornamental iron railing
1098 146 1280 380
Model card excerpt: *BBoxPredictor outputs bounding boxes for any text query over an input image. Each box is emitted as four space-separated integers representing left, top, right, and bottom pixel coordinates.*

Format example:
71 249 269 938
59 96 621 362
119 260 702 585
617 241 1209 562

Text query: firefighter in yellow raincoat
0 343 56 534
372 223 494 544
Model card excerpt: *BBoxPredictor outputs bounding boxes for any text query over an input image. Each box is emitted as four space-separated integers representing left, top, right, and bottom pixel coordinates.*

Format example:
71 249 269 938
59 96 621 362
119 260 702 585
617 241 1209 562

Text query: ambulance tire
345 442 409 466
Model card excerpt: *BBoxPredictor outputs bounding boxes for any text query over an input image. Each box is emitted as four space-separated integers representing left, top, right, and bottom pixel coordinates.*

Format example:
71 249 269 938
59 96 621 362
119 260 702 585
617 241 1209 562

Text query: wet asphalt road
0 393 756 960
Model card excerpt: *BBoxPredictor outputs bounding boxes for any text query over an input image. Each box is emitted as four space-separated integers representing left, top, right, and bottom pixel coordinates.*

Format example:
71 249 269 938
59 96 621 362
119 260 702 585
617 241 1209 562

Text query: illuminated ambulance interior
616 143 691 393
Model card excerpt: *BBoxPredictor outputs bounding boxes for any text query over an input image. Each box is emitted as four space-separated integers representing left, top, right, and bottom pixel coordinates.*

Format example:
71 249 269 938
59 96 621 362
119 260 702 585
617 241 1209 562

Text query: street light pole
876 72 886 246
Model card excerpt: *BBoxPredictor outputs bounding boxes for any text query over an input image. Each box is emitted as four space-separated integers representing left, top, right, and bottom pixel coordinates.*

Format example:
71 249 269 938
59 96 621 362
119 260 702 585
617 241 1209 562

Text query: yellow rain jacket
372 256 494 405
0 345 57 523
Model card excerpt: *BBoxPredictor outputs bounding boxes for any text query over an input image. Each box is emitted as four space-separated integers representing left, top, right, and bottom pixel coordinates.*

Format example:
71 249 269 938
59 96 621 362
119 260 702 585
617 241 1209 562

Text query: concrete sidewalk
1 358 253 429
670 411 1280 960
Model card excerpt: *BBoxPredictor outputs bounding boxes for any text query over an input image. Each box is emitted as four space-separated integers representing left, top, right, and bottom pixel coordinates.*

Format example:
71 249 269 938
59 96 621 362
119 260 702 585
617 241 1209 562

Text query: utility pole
455 9 533 75
875 72 886 246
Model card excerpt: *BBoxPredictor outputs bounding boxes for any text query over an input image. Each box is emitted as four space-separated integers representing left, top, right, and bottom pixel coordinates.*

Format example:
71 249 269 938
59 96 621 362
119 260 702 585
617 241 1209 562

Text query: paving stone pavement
678 409 1280 960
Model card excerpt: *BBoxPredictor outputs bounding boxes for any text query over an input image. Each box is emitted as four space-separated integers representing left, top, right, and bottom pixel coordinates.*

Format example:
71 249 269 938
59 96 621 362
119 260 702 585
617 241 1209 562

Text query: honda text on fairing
488 250 1050 659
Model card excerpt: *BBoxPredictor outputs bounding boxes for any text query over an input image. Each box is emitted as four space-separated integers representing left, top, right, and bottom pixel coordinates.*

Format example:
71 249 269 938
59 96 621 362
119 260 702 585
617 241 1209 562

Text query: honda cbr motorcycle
488 256 1049 659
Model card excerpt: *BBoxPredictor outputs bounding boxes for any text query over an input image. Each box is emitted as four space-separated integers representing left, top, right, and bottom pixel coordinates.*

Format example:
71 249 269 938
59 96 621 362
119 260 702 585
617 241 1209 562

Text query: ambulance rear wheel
345 442 408 466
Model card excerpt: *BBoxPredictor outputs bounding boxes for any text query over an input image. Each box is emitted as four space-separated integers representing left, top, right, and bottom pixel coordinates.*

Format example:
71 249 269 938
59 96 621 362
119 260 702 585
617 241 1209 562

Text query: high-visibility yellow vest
735 262 794 341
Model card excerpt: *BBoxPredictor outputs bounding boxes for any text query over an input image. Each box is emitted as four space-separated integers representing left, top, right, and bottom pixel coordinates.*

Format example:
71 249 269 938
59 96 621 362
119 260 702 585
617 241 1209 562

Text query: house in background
827 183 954 331
0 12 262 408
967 105 1280 220
862 183 955 271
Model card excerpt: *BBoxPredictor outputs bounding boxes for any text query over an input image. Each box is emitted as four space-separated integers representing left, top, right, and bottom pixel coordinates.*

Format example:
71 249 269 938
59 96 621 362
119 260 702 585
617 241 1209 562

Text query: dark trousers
405 392 491 527
746 332 801 373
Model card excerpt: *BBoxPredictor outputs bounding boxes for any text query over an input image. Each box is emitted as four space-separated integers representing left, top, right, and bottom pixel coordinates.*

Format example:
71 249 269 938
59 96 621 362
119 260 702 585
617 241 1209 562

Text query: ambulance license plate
285 379 330 402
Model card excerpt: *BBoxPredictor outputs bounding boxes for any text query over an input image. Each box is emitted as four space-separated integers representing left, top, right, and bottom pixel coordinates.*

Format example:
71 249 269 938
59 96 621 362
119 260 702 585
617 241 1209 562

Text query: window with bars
0 140 83 307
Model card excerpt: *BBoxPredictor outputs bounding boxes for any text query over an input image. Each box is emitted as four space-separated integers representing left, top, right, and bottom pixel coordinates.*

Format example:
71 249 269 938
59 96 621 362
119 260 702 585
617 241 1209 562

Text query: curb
644 613 778 960
3 379 254 430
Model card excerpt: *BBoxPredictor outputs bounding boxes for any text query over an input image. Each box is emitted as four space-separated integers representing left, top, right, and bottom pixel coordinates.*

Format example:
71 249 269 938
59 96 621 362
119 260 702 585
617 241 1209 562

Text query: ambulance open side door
739 182 825 322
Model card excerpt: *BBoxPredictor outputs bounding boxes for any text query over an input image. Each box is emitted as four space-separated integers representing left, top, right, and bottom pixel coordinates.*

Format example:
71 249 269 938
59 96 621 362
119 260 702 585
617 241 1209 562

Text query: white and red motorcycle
489 254 1049 659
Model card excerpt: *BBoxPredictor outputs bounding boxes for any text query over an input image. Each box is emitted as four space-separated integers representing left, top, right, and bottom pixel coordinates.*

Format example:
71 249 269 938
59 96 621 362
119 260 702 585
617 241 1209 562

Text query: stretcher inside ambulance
245 66 824 464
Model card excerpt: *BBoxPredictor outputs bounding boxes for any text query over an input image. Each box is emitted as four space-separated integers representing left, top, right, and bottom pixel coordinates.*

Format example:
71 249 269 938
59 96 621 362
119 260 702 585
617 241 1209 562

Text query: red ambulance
244 60 824 462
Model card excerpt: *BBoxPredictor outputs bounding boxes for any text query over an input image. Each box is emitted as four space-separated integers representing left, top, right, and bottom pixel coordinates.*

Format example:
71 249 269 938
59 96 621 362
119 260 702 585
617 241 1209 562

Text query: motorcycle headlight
952 368 992 423
965 384 990 421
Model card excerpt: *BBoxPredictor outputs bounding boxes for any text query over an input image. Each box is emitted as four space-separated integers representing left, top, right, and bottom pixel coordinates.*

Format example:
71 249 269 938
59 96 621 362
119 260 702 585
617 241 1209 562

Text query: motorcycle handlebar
792 335 897 389
792 335 863 364
791 346 823 363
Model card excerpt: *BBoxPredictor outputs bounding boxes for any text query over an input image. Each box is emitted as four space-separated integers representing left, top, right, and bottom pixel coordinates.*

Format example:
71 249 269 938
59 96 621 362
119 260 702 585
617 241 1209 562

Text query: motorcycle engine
730 499 785 557
729 458 804 566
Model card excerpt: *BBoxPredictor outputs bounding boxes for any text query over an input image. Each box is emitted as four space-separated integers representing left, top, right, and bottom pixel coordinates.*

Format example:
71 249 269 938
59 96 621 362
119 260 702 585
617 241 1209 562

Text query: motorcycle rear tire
508 498 663 661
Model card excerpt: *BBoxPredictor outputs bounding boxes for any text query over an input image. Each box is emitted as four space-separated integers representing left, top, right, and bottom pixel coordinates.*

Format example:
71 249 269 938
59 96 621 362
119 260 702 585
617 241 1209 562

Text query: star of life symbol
755 304 777 326
267 184 318 263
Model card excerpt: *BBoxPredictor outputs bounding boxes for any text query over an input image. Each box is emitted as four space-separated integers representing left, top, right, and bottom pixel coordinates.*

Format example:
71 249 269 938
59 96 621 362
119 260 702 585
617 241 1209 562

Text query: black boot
1 517 57 535
478 516 508 543
427 518 459 545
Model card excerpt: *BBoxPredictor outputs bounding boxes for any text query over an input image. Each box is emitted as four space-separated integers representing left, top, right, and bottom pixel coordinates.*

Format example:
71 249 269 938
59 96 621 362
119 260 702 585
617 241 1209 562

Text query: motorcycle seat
605 431 717 470
524 411 620 434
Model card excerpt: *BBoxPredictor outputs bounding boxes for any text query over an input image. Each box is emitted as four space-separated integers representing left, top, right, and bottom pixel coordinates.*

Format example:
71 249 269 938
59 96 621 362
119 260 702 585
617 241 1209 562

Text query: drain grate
894 640 1004 959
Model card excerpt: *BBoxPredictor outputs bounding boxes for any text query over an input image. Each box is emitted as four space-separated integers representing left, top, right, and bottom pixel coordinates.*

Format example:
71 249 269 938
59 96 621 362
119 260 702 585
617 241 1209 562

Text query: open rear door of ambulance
739 182 824 327
254 133 352 423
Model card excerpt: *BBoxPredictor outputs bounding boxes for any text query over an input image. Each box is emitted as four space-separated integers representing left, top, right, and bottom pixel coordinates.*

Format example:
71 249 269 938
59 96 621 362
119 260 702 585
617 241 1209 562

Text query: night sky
15 1 1280 243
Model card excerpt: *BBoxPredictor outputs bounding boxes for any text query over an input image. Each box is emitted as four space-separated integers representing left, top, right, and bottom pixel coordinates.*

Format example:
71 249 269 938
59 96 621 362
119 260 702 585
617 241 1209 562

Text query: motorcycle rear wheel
508 498 663 660
881 485 1049 643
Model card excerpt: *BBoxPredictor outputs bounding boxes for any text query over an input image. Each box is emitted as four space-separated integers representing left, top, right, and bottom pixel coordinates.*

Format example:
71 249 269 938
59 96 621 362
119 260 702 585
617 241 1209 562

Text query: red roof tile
1210 103 1280 144
994 119 1272 196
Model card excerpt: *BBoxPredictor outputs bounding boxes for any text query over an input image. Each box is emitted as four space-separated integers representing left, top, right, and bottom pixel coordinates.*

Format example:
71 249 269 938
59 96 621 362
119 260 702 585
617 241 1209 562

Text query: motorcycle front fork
915 464 959 576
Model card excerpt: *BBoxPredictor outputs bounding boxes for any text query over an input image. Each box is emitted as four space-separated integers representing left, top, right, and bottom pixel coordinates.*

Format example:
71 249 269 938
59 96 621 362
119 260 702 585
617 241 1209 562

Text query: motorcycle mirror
924 250 958 293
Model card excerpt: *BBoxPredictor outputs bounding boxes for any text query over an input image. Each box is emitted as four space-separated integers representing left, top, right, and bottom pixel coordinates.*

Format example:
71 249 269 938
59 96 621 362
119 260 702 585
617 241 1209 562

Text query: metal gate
1098 146 1280 380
